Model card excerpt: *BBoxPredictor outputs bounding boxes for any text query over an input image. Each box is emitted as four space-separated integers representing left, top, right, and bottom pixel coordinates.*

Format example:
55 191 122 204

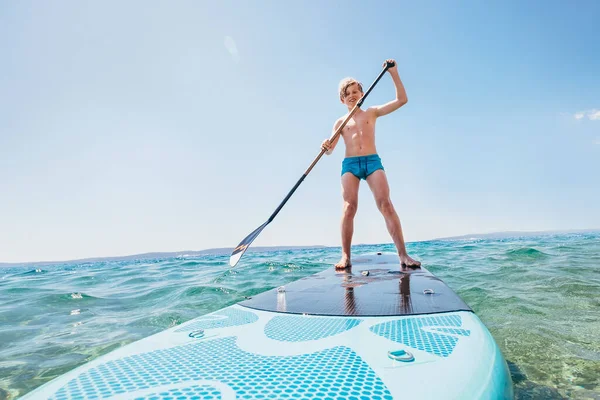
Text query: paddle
229 60 396 267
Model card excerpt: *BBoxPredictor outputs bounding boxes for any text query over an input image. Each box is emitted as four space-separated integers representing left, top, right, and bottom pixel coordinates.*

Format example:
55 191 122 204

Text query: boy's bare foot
400 254 421 268
335 256 352 270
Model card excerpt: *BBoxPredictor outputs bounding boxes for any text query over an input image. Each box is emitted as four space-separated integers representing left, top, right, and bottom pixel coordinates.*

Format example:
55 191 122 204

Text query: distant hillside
0 245 326 267
433 228 599 241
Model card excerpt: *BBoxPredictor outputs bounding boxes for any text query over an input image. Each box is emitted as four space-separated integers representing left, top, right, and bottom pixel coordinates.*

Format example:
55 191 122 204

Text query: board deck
22 253 513 400
241 253 472 316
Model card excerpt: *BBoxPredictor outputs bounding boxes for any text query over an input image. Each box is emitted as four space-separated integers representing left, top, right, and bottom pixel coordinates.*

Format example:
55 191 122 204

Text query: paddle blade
229 220 270 267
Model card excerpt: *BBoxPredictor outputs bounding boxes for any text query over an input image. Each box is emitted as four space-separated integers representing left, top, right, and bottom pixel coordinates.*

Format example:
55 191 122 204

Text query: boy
321 59 421 270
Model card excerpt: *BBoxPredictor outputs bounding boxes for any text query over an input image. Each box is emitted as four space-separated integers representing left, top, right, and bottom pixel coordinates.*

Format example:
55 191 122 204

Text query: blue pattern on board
135 384 222 400
49 336 393 400
174 307 258 332
265 315 362 342
370 314 470 357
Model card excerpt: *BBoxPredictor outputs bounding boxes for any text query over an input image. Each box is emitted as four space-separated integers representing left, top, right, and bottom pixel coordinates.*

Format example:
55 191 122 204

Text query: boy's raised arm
371 59 408 117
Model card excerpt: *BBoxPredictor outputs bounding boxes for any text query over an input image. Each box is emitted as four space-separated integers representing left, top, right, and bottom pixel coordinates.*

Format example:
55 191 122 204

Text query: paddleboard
22 253 513 399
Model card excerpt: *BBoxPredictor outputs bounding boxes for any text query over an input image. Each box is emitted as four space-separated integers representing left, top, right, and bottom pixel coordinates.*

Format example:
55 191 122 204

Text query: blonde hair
338 77 363 101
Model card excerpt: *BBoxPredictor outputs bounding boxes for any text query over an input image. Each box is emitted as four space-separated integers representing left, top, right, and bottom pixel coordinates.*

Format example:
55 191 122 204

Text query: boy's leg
336 172 360 269
366 170 421 268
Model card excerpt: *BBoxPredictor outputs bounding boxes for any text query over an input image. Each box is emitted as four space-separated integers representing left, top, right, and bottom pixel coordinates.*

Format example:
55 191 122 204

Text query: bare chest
343 113 375 136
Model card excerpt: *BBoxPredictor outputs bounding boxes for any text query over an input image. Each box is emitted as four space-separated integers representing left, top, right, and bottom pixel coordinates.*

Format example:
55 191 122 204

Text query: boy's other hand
321 139 332 154
384 59 397 74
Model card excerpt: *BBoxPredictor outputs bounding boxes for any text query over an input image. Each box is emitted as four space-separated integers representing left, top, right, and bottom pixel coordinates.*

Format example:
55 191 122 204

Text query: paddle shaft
267 62 393 223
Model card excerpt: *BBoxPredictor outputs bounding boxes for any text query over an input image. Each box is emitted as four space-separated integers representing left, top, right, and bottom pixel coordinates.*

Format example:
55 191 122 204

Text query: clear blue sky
1 1 598 262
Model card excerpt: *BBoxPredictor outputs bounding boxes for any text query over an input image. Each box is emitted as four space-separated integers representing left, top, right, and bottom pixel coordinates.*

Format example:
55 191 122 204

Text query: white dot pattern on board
370 314 470 357
134 384 222 400
431 327 471 336
49 336 393 400
265 316 362 342
174 307 258 332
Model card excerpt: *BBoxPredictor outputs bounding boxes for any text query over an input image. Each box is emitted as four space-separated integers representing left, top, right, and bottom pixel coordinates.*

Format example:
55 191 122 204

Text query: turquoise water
1 232 599 399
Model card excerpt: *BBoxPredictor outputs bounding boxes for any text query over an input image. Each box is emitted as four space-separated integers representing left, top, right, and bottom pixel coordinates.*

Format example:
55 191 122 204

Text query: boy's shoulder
335 107 377 122
333 115 346 128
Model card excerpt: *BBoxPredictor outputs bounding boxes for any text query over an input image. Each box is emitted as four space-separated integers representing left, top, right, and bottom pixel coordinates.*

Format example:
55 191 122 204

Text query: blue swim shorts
341 154 384 180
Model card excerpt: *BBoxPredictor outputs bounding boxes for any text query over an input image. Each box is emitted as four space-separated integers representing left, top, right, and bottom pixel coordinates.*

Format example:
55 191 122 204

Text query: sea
1 232 599 399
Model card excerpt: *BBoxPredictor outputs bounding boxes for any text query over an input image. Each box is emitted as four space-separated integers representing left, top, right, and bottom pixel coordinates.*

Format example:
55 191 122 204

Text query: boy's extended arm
322 119 343 155
371 64 407 117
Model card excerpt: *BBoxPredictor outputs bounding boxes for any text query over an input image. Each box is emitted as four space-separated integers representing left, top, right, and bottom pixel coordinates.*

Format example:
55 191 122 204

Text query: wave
59 292 99 301
505 247 551 259
19 268 46 275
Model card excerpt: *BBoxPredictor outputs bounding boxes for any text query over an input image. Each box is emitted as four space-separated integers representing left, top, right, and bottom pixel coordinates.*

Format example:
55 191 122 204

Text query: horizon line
1 228 598 267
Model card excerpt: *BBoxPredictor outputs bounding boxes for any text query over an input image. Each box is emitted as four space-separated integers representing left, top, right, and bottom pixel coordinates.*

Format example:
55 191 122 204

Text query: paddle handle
304 62 393 175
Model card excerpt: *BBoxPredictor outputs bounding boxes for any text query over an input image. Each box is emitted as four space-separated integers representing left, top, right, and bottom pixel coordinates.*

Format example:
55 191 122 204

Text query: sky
1 1 599 263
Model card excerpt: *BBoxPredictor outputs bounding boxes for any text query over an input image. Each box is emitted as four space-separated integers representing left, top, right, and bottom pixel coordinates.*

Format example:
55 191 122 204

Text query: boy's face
341 83 363 107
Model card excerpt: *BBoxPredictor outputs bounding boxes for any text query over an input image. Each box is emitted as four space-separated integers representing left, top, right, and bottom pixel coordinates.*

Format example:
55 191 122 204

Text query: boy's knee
377 198 394 214
343 201 358 217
